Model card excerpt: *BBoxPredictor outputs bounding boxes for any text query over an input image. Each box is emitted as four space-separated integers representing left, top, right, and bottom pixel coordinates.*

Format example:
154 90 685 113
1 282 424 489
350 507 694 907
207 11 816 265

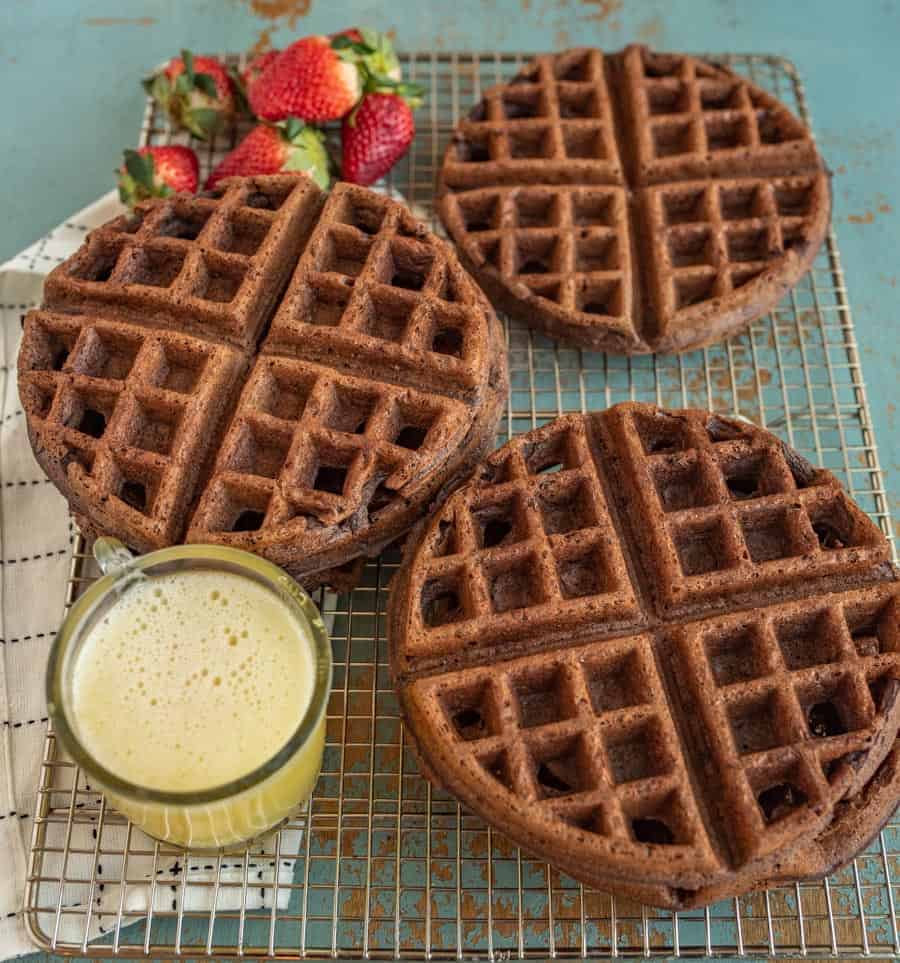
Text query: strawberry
144 50 235 141
117 146 199 207
205 119 330 191
241 49 279 98
248 28 401 123
248 35 361 122
341 90 421 186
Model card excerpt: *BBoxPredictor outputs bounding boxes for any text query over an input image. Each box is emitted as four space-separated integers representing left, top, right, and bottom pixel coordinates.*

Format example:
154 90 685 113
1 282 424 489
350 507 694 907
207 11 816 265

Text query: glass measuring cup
46 538 332 849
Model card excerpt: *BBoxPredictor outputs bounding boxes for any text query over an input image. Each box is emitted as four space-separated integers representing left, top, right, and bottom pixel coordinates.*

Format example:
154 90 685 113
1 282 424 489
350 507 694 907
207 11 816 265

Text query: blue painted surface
3 1 899 960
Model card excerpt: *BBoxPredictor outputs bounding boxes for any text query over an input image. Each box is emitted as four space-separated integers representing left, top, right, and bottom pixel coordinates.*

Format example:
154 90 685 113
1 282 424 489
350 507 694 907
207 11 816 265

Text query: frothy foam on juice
71 570 314 792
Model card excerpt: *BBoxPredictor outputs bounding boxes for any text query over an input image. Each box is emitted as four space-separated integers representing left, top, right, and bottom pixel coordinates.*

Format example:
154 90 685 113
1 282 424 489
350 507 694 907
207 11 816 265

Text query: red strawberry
341 92 420 186
248 28 401 123
144 50 235 141
241 49 279 99
205 119 330 191
248 35 362 122
117 147 199 207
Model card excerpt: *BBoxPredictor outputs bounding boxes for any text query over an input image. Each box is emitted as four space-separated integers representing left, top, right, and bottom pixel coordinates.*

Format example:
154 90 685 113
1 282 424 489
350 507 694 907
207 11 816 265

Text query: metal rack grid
23 50 899 959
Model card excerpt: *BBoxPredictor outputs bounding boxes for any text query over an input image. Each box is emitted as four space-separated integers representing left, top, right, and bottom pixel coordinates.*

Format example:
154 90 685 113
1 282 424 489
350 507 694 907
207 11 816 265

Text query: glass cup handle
93 536 136 578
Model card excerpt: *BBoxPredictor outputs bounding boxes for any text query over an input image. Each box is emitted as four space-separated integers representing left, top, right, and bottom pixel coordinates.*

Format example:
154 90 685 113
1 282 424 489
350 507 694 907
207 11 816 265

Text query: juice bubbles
51 547 330 850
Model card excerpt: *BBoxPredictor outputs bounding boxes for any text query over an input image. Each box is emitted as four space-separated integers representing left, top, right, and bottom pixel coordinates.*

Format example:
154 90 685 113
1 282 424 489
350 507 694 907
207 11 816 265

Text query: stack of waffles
389 404 900 907
439 45 831 354
18 176 508 589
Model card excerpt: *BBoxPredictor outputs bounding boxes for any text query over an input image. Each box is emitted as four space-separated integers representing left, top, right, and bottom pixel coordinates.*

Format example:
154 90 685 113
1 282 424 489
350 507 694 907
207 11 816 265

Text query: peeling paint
243 0 312 28
579 0 623 22
249 26 275 58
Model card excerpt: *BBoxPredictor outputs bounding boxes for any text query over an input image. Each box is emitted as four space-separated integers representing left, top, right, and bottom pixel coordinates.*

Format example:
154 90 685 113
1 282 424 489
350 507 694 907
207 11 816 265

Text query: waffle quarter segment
43 176 324 349
404 632 721 888
264 184 496 401
187 354 473 545
439 48 624 191
601 403 889 615
394 414 643 675
18 310 246 550
640 173 830 349
620 46 820 186
672 586 900 868
441 184 640 352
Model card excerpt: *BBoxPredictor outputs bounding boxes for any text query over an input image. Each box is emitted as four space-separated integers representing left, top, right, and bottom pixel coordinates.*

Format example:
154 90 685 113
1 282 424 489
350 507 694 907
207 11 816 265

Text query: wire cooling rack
23 50 899 959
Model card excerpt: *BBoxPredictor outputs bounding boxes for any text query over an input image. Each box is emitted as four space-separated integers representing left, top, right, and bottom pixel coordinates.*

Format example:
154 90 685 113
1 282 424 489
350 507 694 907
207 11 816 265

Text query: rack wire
23 50 899 959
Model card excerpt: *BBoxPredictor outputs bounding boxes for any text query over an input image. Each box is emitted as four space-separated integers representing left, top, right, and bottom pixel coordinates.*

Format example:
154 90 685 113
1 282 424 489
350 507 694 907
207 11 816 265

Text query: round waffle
388 404 899 908
18 176 508 590
437 45 831 354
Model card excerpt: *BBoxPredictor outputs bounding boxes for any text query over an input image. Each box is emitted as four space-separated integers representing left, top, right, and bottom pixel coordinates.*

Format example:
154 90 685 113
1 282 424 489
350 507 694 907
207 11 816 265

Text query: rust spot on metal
848 211 875 225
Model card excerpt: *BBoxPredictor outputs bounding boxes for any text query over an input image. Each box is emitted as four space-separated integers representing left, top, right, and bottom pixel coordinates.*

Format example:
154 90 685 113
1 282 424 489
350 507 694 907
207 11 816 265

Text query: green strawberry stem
346 75 425 127
123 148 155 187
229 65 252 115
118 149 173 207
278 119 330 191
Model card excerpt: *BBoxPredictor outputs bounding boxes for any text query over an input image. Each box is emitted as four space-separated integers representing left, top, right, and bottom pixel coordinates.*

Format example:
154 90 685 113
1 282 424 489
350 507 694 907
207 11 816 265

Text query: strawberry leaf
185 107 222 141
331 35 375 56
193 72 219 99
181 49 195 82
363 74 425 108
359 26 381 51
357 29 401 86
174 72 193 96
229 66 252 115
283 126 330 191
118 174 136 206
124 149 155 188
282 116 306 141
146 73 173 105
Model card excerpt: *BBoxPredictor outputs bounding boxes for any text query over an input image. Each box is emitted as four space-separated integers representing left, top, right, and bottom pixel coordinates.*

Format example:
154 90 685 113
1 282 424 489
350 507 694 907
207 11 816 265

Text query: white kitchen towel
0 192 302 959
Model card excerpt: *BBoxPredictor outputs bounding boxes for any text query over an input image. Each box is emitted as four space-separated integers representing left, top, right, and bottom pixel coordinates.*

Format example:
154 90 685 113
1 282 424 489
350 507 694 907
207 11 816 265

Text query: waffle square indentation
583 649 649 714
604 718 672 784
512 664 576 729
531 733 596 799
727 690 791 755
441 679 500 742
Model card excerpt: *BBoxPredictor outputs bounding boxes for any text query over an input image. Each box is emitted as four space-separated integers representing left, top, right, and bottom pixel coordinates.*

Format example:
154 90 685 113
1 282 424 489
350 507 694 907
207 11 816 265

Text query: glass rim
46 543 333 806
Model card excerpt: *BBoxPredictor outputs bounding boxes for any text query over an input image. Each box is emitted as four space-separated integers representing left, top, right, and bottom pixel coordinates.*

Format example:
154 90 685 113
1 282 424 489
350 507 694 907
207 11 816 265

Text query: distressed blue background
2 1 898 960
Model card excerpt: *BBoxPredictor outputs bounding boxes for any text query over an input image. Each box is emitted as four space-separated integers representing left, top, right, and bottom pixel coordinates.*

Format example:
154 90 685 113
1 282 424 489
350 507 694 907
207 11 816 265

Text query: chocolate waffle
438 46 830 354
388 404 899 907
19 176 508 590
